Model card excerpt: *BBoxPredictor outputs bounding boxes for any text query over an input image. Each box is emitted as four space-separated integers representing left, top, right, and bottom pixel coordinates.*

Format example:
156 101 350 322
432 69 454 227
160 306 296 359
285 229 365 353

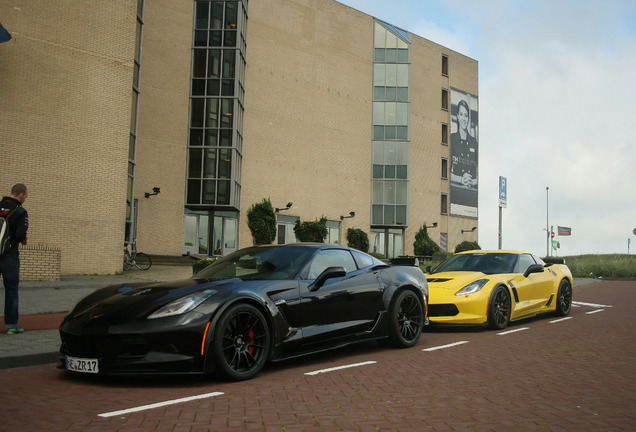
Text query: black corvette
57 244 428 380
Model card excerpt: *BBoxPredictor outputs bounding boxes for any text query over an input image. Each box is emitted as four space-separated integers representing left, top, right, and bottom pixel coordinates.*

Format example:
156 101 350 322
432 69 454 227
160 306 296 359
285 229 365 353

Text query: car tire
555 279 573 316
212 303 271 381
488 286 511 330
387 290 424 348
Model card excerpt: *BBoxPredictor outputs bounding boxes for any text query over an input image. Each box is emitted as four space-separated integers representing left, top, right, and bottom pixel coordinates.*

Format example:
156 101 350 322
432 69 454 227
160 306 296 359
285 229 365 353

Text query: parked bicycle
123 241 152 271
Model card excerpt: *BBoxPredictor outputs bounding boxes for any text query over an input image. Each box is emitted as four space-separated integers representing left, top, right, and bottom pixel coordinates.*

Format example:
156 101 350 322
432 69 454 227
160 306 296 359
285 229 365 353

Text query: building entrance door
183 213 210 256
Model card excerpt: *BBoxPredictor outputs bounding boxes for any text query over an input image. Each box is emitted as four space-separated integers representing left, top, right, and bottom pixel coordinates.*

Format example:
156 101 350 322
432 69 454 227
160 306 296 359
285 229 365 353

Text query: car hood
64 277 247 325
426 272 489 290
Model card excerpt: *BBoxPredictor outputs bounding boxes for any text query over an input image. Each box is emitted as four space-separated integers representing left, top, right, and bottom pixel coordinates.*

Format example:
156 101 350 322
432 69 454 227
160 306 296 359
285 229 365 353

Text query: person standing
0 183 29 334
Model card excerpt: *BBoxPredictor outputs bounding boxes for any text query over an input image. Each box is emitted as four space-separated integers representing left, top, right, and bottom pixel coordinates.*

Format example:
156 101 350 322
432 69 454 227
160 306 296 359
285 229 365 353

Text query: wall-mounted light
276 202 293 212
426 222 438 228
462 226 477 233
340 211 355 220
144 187 160 198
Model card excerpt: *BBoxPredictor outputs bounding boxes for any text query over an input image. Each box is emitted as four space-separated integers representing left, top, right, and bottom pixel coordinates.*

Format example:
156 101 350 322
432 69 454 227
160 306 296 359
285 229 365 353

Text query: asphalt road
1 280 634 431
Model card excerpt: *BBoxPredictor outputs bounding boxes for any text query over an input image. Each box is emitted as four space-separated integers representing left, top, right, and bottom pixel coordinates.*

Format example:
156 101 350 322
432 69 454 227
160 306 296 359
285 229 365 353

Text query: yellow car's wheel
488 286 511 330
555 279 573 316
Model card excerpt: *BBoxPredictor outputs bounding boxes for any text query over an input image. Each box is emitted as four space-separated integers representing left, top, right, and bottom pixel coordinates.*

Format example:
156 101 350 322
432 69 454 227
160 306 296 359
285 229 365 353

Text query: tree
294 217 328 243
346 228 369 252
413 223 441 256
455 240 481 253
246 198 276 245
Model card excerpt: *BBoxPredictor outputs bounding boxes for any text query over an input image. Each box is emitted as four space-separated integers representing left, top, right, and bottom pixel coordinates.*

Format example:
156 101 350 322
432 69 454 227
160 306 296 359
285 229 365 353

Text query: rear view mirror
523 264 545 278
309 266 346 291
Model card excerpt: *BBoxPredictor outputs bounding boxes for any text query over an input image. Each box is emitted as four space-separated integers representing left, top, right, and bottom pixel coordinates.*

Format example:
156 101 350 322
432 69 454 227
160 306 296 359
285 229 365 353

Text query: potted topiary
193 257 217 274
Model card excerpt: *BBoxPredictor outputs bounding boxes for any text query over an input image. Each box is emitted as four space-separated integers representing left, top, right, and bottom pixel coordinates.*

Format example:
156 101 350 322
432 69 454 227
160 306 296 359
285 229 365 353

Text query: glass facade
185 1 247 256
187 1 247 209
371 21 410 257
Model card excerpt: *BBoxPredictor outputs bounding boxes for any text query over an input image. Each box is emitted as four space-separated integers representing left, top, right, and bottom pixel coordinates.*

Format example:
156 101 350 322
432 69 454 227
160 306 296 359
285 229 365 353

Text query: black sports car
58 244 428 380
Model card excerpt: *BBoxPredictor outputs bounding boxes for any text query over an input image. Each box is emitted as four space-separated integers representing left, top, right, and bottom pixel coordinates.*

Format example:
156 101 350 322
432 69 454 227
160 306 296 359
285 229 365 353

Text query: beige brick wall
134 0 192 256
0 0 137 274
19 245 62 281
243 0 479 254
241 0 375 249
0 0 479 275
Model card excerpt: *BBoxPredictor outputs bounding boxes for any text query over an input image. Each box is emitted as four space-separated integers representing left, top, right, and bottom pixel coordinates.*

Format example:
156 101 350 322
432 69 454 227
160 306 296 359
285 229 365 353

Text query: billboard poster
450 89 478 218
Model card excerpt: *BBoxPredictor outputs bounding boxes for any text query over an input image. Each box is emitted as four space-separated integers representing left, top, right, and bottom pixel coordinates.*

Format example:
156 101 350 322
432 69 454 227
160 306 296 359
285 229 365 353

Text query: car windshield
195 246 316 280
432 252 517 275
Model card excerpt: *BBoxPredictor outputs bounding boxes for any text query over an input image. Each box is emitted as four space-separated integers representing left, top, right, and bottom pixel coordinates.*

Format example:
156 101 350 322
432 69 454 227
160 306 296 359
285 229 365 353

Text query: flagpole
546 187 549 257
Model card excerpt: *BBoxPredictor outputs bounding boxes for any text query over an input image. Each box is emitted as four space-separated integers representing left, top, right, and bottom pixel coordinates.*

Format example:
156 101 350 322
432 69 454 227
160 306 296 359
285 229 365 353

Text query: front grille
428 304 459 317
59 332 149 359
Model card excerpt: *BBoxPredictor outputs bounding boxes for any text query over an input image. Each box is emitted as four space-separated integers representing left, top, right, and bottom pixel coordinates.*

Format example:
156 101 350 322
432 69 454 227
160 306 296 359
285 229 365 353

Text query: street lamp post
546 187 550 257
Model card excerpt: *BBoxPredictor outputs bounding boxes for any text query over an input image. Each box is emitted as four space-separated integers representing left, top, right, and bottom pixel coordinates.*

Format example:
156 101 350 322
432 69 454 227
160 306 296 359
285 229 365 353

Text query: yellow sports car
426 250 573 329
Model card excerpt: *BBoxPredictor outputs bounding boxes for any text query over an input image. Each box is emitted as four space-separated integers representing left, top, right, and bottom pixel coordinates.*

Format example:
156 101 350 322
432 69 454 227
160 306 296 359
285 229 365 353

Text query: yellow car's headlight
455 279 488 296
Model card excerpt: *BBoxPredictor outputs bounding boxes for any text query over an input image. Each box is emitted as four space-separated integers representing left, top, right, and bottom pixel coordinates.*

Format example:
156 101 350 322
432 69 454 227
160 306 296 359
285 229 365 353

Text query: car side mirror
523 264 545 278
425 265 434 274
309 266 346 291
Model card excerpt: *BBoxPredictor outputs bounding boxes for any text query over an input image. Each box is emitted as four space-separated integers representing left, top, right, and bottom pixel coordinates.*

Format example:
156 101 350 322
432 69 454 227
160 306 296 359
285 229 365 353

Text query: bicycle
123 241 152 271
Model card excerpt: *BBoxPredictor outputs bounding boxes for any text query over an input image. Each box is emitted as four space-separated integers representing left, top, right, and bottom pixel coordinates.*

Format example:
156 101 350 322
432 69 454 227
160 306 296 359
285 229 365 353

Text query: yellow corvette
426 250 573 329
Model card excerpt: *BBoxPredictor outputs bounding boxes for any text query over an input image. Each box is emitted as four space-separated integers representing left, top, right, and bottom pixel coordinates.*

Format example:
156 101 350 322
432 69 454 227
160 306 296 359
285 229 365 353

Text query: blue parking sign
499 176 507 208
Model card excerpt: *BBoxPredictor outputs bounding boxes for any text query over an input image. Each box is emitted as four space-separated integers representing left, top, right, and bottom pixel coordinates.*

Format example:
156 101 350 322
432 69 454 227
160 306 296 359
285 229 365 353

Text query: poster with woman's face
450 89 478 218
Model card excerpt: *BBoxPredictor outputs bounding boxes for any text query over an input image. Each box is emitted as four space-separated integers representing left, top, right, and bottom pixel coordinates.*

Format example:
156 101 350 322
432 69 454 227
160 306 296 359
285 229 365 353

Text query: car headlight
148 289 217 319
455 279 489 296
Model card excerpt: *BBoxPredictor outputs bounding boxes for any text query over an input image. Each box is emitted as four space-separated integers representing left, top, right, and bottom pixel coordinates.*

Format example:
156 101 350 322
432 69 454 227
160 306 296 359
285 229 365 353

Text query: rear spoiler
543 257 565 266
390 256 420 267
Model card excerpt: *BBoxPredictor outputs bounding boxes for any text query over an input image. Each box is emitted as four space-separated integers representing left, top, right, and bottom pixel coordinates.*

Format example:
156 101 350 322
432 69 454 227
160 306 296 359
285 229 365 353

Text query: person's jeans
0 252 20 327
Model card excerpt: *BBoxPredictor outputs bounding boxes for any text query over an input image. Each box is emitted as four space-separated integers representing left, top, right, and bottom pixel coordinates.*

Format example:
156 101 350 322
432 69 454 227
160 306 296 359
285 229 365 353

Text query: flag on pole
0 21 11 43
557 226 571 236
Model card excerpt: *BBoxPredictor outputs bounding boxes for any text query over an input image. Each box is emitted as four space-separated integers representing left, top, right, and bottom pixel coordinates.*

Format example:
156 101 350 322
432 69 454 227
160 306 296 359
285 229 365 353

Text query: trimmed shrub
346 228 369 252
246 198 276 245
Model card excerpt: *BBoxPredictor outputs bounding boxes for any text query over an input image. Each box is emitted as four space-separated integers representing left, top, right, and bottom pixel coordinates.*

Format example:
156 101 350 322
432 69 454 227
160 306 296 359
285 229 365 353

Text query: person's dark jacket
0 196 29 254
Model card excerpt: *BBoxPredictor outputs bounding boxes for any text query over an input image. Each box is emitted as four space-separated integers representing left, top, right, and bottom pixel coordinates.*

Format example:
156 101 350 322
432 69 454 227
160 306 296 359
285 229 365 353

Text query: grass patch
563 254 636 279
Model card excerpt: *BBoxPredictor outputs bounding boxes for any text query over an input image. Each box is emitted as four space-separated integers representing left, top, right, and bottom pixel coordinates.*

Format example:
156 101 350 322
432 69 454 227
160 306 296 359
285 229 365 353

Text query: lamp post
546 187 550 257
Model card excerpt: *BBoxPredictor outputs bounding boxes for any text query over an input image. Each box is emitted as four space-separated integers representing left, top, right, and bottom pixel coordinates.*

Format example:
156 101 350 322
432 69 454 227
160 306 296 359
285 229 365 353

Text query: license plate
65 356 99 374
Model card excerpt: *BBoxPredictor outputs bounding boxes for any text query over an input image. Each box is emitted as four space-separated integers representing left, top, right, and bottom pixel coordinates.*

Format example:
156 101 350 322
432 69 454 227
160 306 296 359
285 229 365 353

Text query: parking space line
549 317 573 323
497 327 529 335
573 301 612 308
305 360 376 376
585 309 605 315
422 341 469 352
98 392 224 418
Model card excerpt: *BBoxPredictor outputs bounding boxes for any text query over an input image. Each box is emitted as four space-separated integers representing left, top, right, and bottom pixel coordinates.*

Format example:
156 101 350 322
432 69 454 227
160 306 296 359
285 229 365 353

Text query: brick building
0 0 478 276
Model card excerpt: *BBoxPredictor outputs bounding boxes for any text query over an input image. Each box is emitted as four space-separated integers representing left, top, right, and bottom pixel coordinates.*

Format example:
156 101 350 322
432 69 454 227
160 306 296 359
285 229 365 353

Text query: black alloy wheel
387 290 424 347
212 303 270 381
555 279 573 316
488 286 511 330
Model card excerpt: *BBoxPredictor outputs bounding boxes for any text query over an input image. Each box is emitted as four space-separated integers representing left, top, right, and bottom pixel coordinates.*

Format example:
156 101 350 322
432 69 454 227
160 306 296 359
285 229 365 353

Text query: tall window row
186 0 247 208
371 22 410 229
125 0 145 245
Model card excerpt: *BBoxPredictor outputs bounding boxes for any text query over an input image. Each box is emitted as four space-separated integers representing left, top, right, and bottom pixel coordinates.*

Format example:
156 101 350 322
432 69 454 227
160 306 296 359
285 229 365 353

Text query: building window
326 220 341 245
441 193 448 214
372 21 410 230
277 215 298 245
370 228 404 259
442 54 449 76
441 122 448 145
442 88 449 110
187 1 247 208
441 158 448 179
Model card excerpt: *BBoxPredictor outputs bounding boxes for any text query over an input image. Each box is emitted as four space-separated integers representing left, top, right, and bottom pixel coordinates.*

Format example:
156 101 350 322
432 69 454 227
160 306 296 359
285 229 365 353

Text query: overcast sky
337 0 636 256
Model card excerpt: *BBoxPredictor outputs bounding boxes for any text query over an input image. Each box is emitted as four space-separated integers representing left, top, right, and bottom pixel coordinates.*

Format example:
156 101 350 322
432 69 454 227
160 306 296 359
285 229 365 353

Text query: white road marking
497 327 529 335
586 309 605 315
98 392 225 418
304 361 377 376
422 341 469 352
549 317 573 323
573 301 612 308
